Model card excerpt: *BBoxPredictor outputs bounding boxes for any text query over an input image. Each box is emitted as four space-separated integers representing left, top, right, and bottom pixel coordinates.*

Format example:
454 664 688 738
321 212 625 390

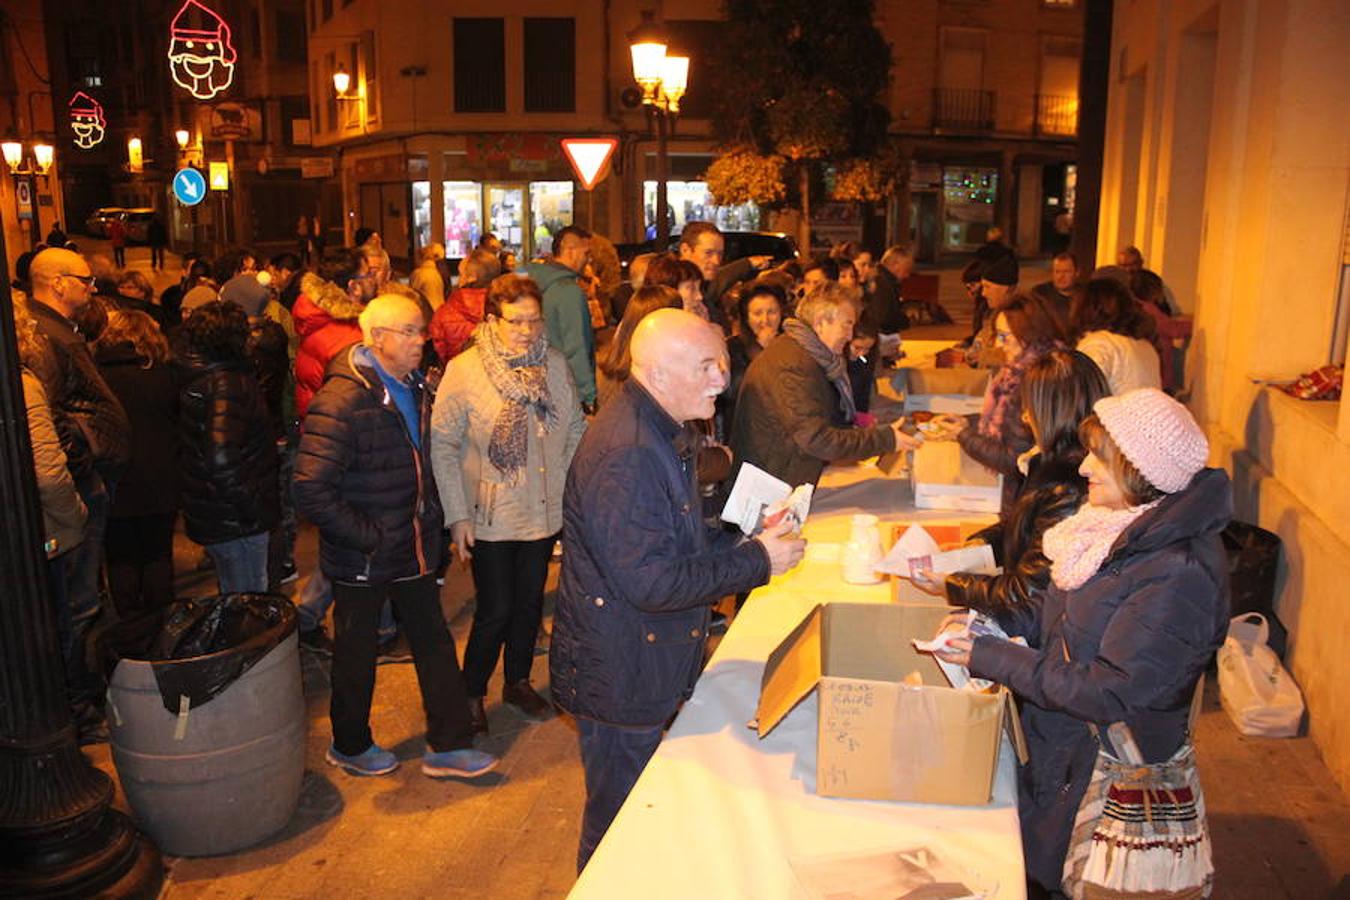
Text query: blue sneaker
325 743 400 776
421 747 499 780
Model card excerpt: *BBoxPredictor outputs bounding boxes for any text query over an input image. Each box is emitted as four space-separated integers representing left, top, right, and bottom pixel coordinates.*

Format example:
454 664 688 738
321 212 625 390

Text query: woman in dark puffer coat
177 301 280 594
913 349 1109 617
932 388 1229 895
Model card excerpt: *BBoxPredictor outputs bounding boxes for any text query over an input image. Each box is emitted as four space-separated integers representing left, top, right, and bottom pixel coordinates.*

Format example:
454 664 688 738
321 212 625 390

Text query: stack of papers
721 463 813 536
874 524 996 579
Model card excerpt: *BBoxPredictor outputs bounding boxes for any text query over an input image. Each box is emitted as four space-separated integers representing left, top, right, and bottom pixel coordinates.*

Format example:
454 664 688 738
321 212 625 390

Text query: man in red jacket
292 249 375 419
428 248 502 363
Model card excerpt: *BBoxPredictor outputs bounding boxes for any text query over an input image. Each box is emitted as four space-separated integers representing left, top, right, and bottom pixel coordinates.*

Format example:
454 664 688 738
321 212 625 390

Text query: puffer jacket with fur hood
293 273 363 419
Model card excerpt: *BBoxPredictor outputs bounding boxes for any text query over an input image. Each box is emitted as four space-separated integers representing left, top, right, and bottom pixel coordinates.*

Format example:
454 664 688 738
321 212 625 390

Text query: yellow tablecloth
570 464 1025 899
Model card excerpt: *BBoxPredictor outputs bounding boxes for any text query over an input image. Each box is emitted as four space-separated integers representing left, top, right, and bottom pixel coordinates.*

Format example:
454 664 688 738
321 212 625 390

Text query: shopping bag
1216 613 1304 737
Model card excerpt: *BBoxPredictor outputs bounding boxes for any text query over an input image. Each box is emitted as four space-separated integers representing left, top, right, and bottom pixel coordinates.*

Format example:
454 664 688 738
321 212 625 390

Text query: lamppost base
0 805 163 899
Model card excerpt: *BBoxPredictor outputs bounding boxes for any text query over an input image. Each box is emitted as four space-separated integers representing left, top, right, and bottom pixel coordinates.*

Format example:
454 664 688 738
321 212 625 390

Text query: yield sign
561 138 618 191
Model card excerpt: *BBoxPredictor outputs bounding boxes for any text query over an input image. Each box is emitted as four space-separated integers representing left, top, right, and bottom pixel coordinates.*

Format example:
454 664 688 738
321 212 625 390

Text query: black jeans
104 512 176 618
464 534 556 697
150 245 165 268
330 573 474 756
576 717 664 873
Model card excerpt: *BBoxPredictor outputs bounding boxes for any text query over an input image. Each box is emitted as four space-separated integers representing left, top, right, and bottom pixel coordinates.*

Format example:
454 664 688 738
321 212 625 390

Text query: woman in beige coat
431 274 586 733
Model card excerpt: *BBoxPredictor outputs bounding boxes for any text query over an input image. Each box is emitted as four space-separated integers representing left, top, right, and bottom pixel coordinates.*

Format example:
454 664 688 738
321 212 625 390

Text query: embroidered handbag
1060 637 1214 898
1061 739 1213 899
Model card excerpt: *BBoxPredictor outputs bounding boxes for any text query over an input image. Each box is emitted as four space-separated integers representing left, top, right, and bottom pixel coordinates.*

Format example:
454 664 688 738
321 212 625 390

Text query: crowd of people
8 218 1223 895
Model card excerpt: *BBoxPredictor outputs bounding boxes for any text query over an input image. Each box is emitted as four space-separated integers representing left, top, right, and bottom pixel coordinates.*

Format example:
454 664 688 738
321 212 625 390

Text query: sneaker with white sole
325 743 399 776
421 747 499 779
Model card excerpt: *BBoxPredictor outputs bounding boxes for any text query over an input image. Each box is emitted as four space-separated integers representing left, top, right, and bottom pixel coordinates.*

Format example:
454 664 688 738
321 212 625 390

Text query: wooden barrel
107 630 306 857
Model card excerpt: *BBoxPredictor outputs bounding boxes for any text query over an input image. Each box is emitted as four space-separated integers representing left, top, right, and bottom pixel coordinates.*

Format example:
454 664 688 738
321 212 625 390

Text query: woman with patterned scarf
431 274 587 735
934 290 1067 515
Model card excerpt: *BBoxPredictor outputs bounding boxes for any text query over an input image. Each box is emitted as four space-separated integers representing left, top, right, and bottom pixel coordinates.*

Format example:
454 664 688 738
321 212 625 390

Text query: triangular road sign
561 138 618 191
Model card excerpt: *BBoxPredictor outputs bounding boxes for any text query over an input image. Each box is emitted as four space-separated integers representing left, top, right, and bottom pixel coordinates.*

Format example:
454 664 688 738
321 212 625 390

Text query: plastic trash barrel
107 629 306 857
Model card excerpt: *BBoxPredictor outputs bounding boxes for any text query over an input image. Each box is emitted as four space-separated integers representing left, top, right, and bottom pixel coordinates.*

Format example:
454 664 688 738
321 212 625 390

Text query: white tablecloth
570 464 1025 899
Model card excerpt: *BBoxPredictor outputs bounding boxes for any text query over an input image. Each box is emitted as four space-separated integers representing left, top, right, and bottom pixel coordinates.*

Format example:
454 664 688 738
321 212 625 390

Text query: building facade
1098 0 1350 791
308 0 1084 265
40 0 334 257
1 0 66 276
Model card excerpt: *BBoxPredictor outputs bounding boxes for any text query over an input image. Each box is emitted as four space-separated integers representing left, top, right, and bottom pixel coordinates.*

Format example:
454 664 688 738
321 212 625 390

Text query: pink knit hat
1093 388 1208 493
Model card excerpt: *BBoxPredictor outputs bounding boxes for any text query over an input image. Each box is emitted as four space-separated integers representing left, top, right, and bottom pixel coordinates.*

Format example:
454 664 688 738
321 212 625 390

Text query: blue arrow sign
173 167 207 207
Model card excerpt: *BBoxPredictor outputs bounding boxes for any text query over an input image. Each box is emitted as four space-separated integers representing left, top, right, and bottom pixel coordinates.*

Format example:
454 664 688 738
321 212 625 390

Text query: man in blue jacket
550 309 806 871
521 225 596 410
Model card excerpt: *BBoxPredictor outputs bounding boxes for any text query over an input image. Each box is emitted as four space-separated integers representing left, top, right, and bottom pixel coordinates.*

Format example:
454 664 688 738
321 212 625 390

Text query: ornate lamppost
628 14 688 248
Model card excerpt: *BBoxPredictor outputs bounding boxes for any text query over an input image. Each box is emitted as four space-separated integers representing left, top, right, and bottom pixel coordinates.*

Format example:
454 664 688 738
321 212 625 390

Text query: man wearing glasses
294 293 497 780
26 248 131 742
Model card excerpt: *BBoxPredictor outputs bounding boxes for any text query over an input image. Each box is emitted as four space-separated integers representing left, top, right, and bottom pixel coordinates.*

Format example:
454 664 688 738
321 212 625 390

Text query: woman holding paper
913 349 1107 619
930 388 1229 897
932 291 1067 514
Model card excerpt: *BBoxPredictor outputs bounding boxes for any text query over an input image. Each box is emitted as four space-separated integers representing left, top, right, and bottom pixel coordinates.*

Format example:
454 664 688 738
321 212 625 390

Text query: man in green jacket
522 226 596 410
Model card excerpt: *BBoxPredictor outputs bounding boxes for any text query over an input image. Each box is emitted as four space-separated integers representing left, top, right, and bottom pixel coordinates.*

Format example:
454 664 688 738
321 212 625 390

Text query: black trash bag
136 594 296 714
1221 521 1286 658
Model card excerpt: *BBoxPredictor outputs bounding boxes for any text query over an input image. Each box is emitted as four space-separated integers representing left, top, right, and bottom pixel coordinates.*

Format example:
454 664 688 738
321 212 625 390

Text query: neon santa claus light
69 92 106 149
167 0 237 100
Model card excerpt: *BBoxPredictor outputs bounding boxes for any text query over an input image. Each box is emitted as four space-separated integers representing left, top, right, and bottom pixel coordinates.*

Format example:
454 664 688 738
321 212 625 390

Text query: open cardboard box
902 367 989 416
911 441 1002 514
756 603 1026 806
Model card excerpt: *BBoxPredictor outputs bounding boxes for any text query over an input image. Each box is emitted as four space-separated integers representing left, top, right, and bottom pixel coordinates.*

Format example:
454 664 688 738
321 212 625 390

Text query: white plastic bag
1217 613 1304 737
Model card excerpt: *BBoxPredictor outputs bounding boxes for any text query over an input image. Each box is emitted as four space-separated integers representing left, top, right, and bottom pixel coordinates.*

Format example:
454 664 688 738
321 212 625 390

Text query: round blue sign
173 167 207 207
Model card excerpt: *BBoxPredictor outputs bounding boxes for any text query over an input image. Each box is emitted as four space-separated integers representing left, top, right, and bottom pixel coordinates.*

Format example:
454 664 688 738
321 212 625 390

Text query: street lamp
175 128 190 150
332 63 352 99
629 13 689 247
3 138 56 248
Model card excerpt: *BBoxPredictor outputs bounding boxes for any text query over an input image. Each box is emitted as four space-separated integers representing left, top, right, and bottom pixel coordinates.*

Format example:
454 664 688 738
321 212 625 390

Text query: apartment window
454 19 506 112
324 51 337 132
523 18 575 112
249 7 262 59
360 32 378 121
276 10 306 64
281 95 310 146
321 0 332 23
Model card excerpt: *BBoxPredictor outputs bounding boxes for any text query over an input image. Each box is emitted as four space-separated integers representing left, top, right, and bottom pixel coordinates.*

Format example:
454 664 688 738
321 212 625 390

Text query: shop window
443 181 484 257
530 182 575 255
941 168 997 250
642 181 761 236
524 19 575 113
454 19 506 113
412 181 432 254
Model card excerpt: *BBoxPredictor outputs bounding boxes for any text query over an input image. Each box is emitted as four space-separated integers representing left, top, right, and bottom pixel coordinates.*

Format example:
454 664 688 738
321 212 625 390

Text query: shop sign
301 157 335 179
15 179 34 221
168 0 237 101
209 102 261 140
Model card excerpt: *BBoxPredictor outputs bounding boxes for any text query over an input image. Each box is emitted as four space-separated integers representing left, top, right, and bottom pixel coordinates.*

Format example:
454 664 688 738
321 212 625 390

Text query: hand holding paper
873 524 996 579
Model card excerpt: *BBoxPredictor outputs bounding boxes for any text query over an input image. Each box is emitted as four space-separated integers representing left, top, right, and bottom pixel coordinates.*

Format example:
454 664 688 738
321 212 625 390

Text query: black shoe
502 680 553 720
278 561 299 585
468 697 489 735
376 635 413 665
299 627 335 658
708 611 729 635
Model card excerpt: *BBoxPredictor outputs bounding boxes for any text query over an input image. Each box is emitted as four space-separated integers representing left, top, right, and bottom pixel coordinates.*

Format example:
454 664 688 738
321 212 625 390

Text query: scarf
1043 499 1161 590
978 341 1060 438
782 317 856 422
474 322 557 483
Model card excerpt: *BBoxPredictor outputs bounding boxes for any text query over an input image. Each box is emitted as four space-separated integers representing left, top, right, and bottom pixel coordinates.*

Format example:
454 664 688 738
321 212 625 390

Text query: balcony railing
1035 93 1079 136
934 88 996 132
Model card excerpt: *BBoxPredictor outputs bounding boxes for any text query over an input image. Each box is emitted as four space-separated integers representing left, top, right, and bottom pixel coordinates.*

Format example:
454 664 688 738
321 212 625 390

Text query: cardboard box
911 441 1002 514
756 603 1022 806
902 367 989 416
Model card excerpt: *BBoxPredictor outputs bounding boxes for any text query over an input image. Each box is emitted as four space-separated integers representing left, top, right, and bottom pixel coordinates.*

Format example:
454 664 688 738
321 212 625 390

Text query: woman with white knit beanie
931 388 1230 897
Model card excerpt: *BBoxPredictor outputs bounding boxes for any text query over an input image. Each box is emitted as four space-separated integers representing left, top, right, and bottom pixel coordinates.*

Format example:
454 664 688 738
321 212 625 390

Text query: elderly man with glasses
294 292 498 780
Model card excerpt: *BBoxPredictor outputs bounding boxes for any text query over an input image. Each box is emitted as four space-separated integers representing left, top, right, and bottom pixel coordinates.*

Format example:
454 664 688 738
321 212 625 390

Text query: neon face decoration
167 0 237 100
69 92 107 149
